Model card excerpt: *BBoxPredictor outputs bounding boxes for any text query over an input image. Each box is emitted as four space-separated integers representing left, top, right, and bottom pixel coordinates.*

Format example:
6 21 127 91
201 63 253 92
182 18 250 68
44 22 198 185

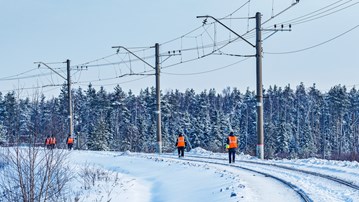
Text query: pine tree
73 87 86 148
3 91 18 144
0 124 7 145
87 118 111 151
328 85 350 158
348 87 359 157
308 84 324 157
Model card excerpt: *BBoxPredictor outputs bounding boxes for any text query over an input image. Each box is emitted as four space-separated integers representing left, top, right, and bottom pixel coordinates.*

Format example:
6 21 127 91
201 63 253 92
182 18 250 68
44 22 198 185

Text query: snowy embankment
69 150 254 202
67 148 304 202
1 147 359 201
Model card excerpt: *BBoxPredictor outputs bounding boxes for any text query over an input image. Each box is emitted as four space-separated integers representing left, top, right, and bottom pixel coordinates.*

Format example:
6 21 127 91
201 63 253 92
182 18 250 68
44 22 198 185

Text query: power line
74 69 155 85
160 0 251 46
280 0 354 25
0 72 53 81
59 1 254 73
0 68 38 80
221 0 251 19
162 58 249 76
283 1 359 26
281 0 346 24
264 24 359 55
75 75 152 87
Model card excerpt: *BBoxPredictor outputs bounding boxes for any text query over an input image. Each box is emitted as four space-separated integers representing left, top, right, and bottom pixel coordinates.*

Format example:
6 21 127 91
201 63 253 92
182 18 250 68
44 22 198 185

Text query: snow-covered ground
66 148 359 202
1 147 359 201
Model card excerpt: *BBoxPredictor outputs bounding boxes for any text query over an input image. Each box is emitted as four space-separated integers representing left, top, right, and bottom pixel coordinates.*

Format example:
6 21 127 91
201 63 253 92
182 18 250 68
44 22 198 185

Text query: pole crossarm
262 26 292 41
197 15 256 48
112 46 155 69
34 61 66 80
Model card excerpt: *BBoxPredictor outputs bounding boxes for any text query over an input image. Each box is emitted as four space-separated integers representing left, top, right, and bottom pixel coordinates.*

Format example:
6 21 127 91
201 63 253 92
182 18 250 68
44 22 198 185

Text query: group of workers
176 131 238 163
45 131 238 163
45 135 74 150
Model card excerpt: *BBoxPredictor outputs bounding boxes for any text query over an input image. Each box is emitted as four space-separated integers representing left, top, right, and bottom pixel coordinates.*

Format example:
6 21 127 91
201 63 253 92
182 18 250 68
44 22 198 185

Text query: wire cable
0 68 38 80
75 75 152 87
280 0 352 25
162 58 250 76
0 72 53 81
264 24 359 55
288 2 359 26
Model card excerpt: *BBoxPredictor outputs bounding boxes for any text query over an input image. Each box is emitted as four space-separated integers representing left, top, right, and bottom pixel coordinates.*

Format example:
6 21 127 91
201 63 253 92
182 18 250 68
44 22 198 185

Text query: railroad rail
184 154 359 191
160 154 313 202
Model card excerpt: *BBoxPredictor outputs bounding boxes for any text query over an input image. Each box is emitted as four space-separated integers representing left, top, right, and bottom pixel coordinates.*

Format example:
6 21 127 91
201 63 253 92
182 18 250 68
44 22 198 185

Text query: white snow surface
2 147 359 202
65 147 359 202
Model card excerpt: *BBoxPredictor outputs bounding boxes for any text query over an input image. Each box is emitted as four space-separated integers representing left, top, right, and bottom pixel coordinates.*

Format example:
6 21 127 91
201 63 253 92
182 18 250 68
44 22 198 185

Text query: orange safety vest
228 136 238 149
177 136 185 147
67 137 74 144
45 138 50 145
50 137 56 145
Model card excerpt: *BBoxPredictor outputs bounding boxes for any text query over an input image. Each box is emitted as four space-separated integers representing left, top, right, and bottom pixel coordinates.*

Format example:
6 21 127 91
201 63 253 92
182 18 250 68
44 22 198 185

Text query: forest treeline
0 82 358 160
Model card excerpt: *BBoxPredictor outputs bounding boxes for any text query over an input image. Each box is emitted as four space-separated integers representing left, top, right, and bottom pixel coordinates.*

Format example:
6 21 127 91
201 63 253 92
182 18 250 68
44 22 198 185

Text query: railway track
161 154 313 202
183 154 359 191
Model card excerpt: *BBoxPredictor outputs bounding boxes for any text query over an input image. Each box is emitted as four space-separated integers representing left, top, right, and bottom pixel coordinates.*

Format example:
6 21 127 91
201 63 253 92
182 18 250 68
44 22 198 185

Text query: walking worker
50 135 56 149
226 131 238 163
45 136 51 149
175 132 186 158
67 135 74 150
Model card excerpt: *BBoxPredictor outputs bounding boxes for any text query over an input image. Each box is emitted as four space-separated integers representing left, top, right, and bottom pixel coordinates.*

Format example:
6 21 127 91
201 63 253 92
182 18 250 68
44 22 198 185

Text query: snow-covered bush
76 164 121 201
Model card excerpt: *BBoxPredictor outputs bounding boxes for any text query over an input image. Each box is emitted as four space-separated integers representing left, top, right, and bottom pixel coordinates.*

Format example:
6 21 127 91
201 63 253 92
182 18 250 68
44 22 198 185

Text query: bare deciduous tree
0 146 72 202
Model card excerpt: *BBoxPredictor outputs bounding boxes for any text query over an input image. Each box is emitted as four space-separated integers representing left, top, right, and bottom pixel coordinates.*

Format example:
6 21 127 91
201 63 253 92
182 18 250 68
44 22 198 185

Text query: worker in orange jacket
226 131 238 163
45 136 51 149
67 135 74 150
175 133 187 158
50 136 56 149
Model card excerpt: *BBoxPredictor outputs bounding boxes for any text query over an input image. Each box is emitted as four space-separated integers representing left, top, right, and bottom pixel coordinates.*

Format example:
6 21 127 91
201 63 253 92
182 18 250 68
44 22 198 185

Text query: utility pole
255 12 264 160
155 43 162 154
35 59 74 147
111 44 162 154
197 14 264 160
67 60 74 140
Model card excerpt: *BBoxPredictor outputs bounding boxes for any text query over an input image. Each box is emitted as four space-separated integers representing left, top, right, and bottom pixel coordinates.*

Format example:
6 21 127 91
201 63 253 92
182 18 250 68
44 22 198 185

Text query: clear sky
1 0 358 99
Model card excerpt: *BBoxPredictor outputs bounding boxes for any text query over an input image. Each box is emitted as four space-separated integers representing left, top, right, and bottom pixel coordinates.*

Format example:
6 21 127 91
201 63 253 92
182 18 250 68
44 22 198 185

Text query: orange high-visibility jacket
45 138 50 145
177 136 185 147
67 137 74 144
228 136 238 149
50 137 56 145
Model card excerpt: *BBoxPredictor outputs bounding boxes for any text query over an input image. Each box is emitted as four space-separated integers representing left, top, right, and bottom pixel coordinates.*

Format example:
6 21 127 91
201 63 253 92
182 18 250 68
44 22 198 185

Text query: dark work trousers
178 147 185 157
228 148 236 163
67 143 73 150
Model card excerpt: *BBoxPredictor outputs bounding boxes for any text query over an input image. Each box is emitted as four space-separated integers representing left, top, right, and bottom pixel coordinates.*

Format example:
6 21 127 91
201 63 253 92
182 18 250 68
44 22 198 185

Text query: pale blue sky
1 0 358 98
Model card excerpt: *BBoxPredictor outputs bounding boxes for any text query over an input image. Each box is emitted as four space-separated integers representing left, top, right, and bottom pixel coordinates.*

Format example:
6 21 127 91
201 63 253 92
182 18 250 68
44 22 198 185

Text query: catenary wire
162 58 250 76
280 0 353 25
283 1 358 26
0 68 38 80
264 24 359 55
